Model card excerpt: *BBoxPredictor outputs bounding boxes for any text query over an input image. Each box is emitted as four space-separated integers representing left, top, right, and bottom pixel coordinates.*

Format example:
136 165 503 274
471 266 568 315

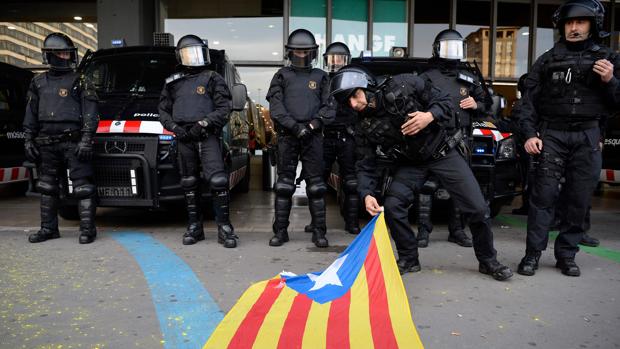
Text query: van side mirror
231 83 247 111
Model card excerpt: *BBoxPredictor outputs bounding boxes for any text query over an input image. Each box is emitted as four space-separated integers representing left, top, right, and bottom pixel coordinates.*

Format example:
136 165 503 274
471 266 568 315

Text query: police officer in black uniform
267 29 335 247
24 33 99 244
516 0 619 277
415 29 489 248
159 34 237 247
331 66 513 281
304 42 360 235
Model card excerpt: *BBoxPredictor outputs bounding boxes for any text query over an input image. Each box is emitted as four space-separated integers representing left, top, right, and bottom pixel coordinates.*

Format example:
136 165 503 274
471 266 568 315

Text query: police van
33 44 251 218
0 62 33 194
327 56 520 217
600 115 620 187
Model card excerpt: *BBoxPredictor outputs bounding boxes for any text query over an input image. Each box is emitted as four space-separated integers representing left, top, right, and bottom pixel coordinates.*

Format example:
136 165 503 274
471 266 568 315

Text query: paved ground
0 156 619 349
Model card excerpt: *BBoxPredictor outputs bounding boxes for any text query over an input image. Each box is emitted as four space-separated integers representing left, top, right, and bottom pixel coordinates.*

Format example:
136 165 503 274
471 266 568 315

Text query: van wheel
59 204 79 220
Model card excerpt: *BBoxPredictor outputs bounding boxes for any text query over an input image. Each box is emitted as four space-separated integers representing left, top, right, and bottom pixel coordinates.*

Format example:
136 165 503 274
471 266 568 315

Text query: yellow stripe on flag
349 267 374 349
203 279 272 349
252 283 298 348
374 213 424 349
301 298 330 348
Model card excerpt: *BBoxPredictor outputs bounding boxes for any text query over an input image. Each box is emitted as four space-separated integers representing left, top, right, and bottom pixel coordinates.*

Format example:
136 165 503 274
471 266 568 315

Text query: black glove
188 122 205 140
295 124 312 141
172 124 189 141
75 134 93 161
308 119 323 133
24 139 40 162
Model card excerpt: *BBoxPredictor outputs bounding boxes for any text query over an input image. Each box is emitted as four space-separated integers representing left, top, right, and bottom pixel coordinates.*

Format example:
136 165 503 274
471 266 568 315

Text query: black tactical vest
327 103 357 130
34 72 81 123
279 67 326 123
422 68 476 129
538 43 613 121
167 71 215 123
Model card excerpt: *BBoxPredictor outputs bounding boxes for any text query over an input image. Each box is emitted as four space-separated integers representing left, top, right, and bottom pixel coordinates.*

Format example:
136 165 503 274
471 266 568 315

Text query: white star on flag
307 254 348 291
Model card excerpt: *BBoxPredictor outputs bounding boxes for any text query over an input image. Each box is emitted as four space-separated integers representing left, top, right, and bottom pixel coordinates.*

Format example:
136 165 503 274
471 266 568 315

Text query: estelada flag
204 213 424 349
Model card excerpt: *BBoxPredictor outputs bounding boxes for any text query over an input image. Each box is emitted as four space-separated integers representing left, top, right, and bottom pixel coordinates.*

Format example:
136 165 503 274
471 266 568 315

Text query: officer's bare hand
524 137 543 155
364 195 383 216
593 59 614 83
401 111 434 136
459 96 477 110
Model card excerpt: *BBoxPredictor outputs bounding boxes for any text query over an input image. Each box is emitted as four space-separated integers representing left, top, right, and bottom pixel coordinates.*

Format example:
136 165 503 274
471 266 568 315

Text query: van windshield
83 53 177 97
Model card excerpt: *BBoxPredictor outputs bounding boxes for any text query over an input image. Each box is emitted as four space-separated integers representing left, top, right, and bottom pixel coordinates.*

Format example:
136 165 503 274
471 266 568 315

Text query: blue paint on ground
112 231 223 349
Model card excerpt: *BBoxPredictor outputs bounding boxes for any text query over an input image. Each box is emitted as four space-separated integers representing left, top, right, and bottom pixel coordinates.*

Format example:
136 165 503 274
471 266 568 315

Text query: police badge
308 81 317 89
459 87 468 96
59 88 68 97
196 86 206 94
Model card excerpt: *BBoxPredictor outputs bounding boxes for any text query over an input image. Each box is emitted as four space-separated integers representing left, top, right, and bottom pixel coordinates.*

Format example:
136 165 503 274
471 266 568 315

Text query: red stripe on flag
124 120 141 133
326 290 351 349
227 278 285 349
97 120 112 133
364 237 399 349
11 167 19 181
277 293 313 349
606 169 615 181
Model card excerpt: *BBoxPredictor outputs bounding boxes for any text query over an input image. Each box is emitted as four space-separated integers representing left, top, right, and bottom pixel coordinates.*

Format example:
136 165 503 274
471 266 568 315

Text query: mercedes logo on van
104 141 128 154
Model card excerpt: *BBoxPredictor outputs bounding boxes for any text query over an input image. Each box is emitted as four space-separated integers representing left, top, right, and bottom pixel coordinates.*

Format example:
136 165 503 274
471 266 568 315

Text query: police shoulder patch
308 80 317 89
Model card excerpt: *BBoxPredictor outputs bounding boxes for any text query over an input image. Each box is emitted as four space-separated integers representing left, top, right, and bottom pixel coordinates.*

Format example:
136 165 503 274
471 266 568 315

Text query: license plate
98 186 135 197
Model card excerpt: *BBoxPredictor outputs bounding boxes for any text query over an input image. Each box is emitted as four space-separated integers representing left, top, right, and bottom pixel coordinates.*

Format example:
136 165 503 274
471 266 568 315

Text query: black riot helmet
285 29 318 69
323 42 351 73
176 34 210 67
330 65 376 105
552 0 608 39
432 29 465 61
41 32 78 71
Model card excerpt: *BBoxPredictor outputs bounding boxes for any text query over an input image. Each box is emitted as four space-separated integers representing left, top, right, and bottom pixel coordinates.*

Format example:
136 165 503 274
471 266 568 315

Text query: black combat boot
344 193 360 235
213 190 238 248
78 197 97 244
555 258 580 277
308 192 328 248
270 222 290 246
416 228 430 248
479 260 513 281
517 251 541 276
448 206 472 247
579 233 600 247
312 226 329 248
304 222 315 233
183 191 204 245
448 230 473 247
29 194 60 243
218 224 238 248
397 257 421 275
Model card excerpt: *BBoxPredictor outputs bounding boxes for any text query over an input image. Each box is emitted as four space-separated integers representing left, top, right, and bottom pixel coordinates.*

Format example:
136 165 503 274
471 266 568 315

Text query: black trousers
323 133 358 224
526 128 601 259
176 135 226 183
384 148 497 263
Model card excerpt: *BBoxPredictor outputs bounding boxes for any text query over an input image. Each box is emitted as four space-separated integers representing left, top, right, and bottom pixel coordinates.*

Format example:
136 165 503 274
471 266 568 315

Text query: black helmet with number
330 65 376 104
285 29 318 69
552 0 608 39
41 33 78 71
323 42 351 73
176 34 210 67
432 29 465 60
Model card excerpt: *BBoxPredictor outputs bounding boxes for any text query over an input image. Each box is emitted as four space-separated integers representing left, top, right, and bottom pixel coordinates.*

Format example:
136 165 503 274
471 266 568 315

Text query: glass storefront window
457 0 491 74
535 2 561 59
290 0 327 63
237 66 280 106
332 0 368 57
496 2 530 79
412 0 450 58
165 17 284 61
372 0 407 56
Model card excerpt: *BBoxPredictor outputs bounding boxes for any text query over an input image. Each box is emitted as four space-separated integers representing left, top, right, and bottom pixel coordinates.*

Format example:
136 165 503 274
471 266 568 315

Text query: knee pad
420 180 439 195
36 175 58 195
343 176 358 195
72 178 96 199
306 177 327 198
275 176 296 196
209 173 229 192
180 176 199 191
385 190 412 209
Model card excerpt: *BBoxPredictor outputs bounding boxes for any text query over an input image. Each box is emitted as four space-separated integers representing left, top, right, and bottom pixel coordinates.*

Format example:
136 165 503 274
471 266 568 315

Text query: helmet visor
178 45 210 66
438 39 465 60
42 48 78 70
330 71 369 103
324 53 351 73
286 48 317 68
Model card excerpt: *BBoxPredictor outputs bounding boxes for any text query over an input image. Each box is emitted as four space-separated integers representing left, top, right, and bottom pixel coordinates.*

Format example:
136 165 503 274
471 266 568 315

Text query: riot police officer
331 66 513 281
415 29 490 248
267 29 335 247
304 42 359 235
516 0 619 277
158 34 237 247
23 32 99 244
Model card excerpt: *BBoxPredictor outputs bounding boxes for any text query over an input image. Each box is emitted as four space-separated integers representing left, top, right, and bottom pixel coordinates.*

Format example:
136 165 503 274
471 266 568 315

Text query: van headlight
497 138 515 160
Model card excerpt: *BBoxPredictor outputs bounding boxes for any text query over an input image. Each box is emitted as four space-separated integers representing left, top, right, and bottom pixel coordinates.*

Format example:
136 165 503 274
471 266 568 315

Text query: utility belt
323 125 354 139
35 131 81 145
430 128 464 160
544 119 599 132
